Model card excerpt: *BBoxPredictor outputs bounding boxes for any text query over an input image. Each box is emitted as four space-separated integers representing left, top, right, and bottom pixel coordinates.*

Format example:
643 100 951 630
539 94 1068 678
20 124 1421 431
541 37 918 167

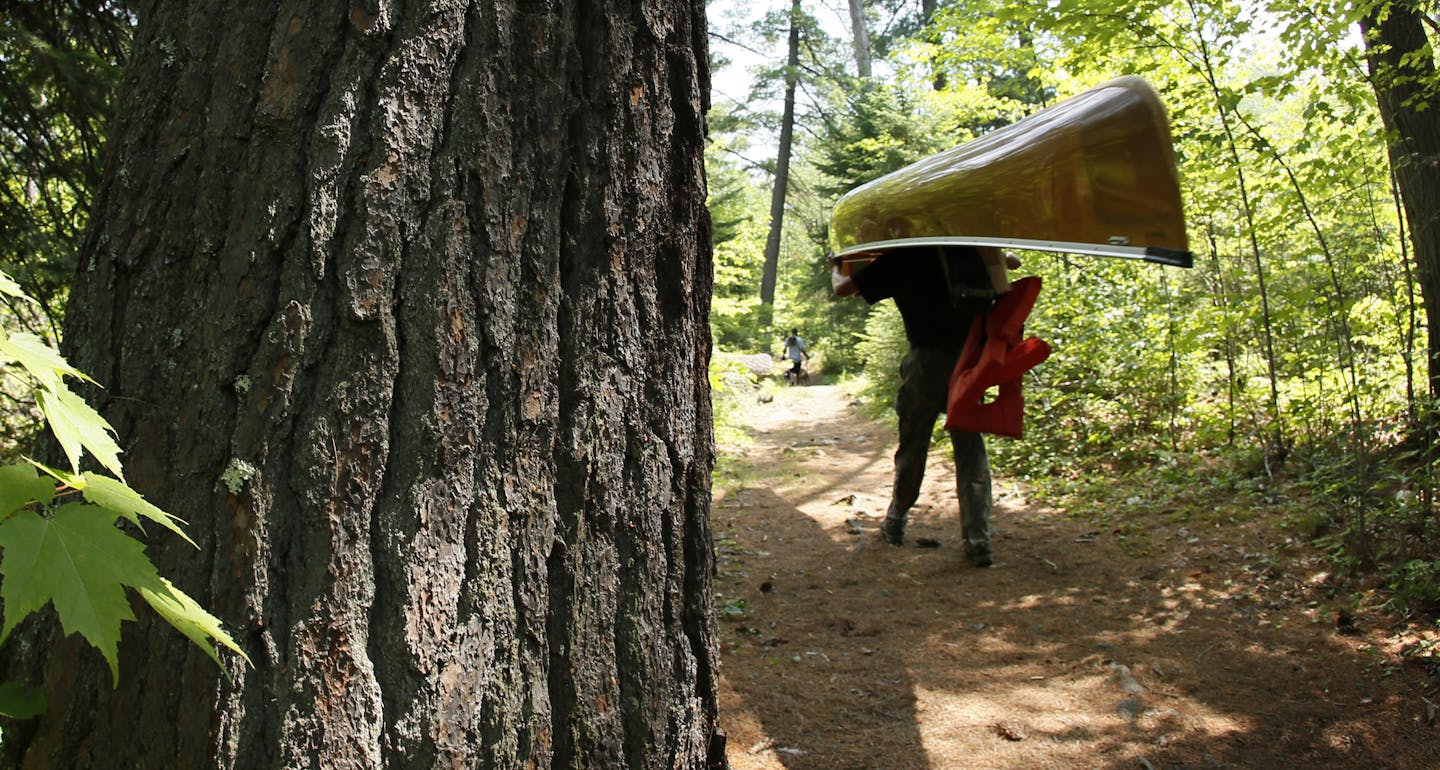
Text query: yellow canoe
829 76 1192 273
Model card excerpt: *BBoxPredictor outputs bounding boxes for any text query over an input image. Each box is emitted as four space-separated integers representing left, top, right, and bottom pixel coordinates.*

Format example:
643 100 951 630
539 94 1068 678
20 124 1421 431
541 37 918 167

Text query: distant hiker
831 245 1020 567
782 329 809 384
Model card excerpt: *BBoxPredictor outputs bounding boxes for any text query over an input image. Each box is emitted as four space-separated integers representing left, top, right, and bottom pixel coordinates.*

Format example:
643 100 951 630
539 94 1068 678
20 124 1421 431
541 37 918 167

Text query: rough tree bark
1361 3 1440 404
4 0 721 767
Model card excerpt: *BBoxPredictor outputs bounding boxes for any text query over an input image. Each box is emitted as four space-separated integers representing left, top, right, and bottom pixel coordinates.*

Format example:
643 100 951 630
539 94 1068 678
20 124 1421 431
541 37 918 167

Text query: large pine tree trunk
1361 4 1440 402
7 1 721 767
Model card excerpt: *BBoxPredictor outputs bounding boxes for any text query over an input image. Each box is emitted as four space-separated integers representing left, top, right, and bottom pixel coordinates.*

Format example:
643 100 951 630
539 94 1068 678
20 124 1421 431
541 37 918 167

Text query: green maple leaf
0 503 164 683
0 271 29 301
140 578 251 669
78 473 194 546
0 332 92 392
36 385 124 478
0 463 55 519
0 681 45 719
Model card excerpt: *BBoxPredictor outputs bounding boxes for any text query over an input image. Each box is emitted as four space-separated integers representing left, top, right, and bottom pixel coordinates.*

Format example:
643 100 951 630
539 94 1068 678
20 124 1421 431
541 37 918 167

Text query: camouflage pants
885 346 992 550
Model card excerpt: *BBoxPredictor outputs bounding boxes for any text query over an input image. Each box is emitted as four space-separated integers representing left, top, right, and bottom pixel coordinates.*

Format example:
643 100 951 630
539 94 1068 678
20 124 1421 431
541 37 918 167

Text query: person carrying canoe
830 245 1020 567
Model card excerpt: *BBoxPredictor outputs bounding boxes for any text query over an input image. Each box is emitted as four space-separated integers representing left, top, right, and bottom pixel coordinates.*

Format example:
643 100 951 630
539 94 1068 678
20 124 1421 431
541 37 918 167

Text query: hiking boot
965 543 993 567
879 519 905 546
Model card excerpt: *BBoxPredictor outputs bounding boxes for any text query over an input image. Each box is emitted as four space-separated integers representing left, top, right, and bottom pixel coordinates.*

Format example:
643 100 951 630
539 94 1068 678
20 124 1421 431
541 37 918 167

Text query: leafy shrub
710 352 772 446
853 302 906 419
1387 559 1440 614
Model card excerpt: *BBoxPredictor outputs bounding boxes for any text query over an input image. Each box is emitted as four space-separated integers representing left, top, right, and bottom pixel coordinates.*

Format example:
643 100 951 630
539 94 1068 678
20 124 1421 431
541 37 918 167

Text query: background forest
1 0 1438 648
704 0 1440 621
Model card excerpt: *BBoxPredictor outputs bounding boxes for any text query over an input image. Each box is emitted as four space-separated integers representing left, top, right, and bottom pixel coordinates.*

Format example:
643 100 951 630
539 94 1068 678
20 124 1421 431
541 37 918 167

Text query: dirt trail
713 383 1440 770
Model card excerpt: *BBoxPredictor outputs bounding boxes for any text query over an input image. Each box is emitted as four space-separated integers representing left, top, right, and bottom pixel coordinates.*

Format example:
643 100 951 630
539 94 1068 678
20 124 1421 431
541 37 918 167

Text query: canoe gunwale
834 235 1194 269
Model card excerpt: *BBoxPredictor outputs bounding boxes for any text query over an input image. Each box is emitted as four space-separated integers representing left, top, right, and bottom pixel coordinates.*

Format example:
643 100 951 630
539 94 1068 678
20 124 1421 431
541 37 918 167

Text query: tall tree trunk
1361 3 1440 403
1186 0 1286 458
5 2 722 768
847 0 872 78
759 0 801 327
921 0 945 91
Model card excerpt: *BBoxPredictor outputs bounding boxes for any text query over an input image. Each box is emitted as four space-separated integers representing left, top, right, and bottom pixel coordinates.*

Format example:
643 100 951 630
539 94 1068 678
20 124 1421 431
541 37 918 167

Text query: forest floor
712 382 1440 770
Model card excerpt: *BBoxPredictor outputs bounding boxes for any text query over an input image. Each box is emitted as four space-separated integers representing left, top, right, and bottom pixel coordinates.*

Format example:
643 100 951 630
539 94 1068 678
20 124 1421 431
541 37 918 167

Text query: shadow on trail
716 389 1440 770
718 486 929 769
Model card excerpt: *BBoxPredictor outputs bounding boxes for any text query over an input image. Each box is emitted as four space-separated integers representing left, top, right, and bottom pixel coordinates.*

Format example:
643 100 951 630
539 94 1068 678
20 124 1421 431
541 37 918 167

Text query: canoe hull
829 76 1191 272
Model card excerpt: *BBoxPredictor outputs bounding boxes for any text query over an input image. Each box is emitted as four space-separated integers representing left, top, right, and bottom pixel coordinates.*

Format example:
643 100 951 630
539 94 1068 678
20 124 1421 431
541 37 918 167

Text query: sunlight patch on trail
913 679 1250 768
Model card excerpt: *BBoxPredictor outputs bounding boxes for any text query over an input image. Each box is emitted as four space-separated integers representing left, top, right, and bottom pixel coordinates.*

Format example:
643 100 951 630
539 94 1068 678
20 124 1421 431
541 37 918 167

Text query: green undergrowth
996 434 1440 624
709 354 769 448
